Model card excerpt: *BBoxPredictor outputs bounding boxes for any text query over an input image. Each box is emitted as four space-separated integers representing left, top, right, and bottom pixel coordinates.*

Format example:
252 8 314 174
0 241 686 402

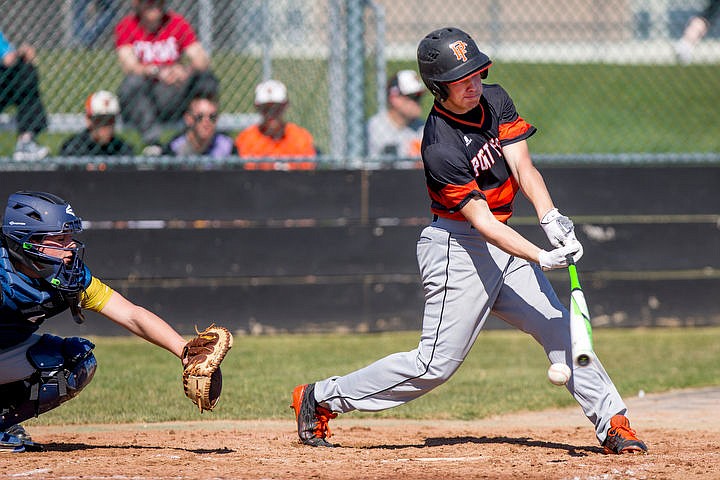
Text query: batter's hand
541 208 577 247
538 241 583 270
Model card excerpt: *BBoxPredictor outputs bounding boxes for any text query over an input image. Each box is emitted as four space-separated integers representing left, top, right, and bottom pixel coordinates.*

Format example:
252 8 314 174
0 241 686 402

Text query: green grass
31 326 720 426
2 52 719 157
489 63 720 154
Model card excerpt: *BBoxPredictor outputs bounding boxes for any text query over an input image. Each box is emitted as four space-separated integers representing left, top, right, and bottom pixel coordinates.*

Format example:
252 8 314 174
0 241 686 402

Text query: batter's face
442 70 484 114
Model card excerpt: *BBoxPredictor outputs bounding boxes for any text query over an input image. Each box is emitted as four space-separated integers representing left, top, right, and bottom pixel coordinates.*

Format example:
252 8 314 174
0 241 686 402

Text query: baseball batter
291 27 647 455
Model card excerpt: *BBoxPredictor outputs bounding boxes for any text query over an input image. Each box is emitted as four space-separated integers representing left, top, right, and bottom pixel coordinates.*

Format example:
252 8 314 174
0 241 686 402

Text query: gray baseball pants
313 218 628 442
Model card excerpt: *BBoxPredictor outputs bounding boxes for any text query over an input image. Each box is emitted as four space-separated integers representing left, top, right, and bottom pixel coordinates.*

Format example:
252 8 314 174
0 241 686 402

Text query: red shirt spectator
115 9 197 66
113 0 218 153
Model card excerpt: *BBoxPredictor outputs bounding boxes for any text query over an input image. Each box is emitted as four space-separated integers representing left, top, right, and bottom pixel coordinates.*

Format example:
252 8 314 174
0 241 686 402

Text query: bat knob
577 354 591 367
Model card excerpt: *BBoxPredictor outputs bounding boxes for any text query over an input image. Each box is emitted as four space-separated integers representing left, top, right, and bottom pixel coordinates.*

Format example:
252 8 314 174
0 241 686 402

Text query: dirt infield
3 387 719 480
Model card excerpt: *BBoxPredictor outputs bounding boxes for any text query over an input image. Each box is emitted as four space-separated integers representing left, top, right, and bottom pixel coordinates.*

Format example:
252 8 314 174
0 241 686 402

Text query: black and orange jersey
421 83 536 223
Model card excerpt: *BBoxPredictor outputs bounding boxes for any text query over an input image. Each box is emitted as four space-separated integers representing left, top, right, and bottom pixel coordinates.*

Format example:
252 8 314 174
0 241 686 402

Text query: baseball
547 362 572 386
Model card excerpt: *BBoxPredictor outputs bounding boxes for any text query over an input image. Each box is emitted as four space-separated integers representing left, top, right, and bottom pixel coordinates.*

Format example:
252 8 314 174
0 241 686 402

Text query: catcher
0 191 232 453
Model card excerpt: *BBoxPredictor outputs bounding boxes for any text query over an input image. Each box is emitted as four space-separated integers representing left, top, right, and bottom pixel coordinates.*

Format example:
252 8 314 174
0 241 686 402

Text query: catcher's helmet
1 191 86 292
417 27 492 101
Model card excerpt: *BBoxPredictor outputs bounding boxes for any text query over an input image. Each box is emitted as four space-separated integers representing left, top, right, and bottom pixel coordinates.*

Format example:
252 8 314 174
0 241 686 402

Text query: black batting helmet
417 27 492 101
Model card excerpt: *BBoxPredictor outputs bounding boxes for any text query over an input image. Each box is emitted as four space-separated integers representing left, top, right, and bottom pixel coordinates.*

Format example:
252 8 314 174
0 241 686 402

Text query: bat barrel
568 259 594 368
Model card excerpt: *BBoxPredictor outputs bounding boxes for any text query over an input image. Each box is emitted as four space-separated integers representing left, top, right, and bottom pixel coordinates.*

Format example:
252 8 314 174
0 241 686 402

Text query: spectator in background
115 0 219 155
73 0 118 47
60 90 134 156
0 31 49 161
367 70 426 160
674 0 720 64
163 93 235 157
235 79 317 160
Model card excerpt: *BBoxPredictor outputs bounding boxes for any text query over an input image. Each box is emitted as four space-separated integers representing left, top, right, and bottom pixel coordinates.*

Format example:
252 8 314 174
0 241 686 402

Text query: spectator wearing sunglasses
367 70 426 160
163 93 235 157
60 90 134 156
235 79 317 160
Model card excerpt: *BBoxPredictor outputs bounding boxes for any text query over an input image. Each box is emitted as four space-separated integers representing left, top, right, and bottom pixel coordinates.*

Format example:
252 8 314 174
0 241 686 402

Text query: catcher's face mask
2 191 86 292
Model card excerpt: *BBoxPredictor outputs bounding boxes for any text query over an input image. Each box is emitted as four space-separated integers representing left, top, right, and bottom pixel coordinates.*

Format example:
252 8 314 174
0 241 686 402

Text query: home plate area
4 387 719 480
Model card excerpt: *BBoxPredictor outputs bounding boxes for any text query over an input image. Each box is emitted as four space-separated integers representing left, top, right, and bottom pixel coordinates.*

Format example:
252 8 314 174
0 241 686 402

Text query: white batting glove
540 208 577 248
538 241 584 271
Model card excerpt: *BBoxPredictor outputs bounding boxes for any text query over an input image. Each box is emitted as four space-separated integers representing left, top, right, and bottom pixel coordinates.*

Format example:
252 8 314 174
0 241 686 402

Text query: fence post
198 0 214 54
328 0 347 162
345 0 366 165
260 0 273 81
368 1 387 115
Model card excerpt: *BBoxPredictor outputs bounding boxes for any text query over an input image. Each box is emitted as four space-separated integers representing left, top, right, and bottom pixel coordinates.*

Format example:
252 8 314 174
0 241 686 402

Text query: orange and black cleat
290 383 337 447
602 415 648 454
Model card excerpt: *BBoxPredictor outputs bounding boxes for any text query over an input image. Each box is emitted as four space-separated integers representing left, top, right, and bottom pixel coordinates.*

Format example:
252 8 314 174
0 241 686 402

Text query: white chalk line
381 455 486 463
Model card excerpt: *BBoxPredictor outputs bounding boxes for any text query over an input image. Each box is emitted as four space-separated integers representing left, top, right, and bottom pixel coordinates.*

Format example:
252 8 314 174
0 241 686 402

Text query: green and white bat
567 255 594 367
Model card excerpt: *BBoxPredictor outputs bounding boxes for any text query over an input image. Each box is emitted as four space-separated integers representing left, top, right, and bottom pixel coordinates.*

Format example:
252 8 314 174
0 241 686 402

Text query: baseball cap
254 79 288 105
389 70 425 97
85 90 120 117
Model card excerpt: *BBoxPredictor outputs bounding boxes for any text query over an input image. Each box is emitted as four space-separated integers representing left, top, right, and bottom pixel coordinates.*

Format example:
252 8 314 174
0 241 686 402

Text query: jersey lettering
133 37 180 64
470 137 503 175
487 137 502 156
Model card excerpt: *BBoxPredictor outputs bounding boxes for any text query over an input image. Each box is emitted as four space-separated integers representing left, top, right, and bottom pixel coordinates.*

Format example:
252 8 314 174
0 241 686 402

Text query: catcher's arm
98 289 187 358
182 324 234 413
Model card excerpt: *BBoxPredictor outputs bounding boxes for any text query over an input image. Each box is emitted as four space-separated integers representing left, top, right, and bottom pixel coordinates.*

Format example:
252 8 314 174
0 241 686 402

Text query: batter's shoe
290 383 337 447
602 415 647 454
0 432 24 453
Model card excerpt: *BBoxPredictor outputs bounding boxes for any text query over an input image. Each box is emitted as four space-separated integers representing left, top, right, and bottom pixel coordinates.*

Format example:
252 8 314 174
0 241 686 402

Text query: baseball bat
566 255 594 367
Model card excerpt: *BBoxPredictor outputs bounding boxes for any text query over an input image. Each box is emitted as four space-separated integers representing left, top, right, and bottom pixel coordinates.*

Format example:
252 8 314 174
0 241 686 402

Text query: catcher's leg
0 334 97 432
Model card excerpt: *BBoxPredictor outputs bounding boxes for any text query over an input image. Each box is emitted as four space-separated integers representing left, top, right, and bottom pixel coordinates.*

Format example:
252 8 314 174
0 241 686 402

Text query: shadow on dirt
37 442 234 454
361 435 604 456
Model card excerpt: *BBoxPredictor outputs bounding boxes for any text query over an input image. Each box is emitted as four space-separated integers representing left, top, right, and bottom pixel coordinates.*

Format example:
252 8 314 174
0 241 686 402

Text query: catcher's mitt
182 324 233 412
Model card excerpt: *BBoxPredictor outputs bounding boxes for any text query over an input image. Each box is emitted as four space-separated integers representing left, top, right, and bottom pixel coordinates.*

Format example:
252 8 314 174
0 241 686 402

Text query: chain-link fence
0 0 718 166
